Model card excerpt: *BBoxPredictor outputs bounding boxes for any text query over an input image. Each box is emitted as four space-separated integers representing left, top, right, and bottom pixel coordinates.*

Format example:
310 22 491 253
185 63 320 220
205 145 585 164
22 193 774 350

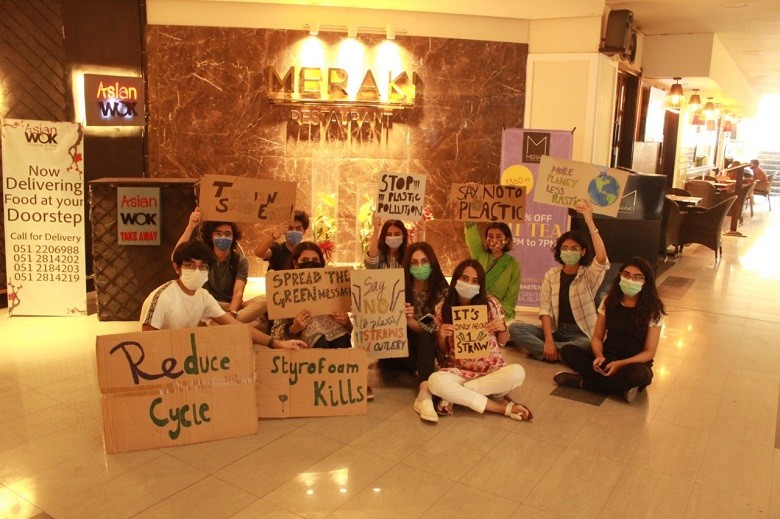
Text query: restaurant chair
661 198 686 260
753 172 775 211
732 180 757 223
702 175 718 182
665 187 692 197
679 195 736 261
683 180 718 208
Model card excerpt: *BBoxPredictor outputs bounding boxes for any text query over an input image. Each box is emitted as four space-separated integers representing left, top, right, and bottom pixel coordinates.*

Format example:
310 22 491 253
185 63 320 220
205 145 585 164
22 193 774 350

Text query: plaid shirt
538 258 609 338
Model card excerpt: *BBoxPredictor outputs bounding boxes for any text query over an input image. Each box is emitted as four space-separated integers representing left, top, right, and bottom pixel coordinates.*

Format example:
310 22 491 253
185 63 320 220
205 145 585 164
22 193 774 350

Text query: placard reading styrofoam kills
534 156 629 217
376 172 427 222
452 305 490 359
450 184 526 222
256 348 368 418
199 174 296 223
351 269 408 360
266 267 352 320
95 325 257 453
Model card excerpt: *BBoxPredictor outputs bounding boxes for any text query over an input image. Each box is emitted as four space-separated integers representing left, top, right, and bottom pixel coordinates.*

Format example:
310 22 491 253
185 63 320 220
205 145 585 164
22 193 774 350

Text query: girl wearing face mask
509 201 608 362
173 209 267 327
464 220 520 321
365 217 408 269
553 257 666 403
380 242 449 422
270 242 353 349
429 259 532 421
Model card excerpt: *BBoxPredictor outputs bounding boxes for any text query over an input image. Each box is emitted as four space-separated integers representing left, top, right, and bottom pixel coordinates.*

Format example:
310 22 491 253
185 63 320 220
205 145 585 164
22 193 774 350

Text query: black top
557 271 576 325
267 242 293 271
604 303 652 366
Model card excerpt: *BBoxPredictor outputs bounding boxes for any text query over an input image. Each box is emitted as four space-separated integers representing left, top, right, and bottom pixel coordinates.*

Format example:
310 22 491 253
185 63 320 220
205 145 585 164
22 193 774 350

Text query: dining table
665 194 702 208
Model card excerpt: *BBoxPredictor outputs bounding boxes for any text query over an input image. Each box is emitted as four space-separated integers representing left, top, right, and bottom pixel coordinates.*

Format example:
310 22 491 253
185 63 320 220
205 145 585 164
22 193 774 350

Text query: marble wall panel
146 25 526 273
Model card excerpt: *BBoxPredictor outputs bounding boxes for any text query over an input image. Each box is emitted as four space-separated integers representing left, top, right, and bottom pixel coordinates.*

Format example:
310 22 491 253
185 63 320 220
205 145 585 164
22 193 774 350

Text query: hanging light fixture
703 97 718 119
688 89 702 113
667 77 684 108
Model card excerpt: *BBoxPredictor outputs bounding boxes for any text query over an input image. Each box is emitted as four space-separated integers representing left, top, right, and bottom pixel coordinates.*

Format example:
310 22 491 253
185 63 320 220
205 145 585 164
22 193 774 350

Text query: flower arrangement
405 205 435 242
313 191 337 263
357 194 375 255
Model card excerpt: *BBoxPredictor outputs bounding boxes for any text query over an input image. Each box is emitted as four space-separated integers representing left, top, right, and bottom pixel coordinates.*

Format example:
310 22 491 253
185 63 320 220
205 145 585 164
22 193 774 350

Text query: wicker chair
665 187 692 197
684 180 718 208
661 198 687 260
753 172 775 211
679 195 736 261
732 180 757 223
702 175 719 182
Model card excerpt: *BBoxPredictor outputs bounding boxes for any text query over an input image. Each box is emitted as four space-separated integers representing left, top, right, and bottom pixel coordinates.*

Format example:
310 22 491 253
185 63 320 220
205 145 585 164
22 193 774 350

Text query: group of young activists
139 195 666 424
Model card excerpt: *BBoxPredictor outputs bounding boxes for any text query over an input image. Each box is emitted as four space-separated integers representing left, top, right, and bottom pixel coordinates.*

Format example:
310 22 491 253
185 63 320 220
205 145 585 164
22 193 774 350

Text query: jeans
560 344 653 393
428 364 526 413
380 328 437 383
508 321 590 360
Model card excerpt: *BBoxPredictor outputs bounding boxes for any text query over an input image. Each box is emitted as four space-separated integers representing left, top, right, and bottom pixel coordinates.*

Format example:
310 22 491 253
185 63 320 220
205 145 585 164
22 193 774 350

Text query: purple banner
500 129 572 308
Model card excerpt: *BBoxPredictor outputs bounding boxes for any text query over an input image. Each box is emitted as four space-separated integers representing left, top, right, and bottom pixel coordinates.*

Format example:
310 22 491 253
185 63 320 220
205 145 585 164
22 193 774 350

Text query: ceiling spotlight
347 21 357 38
309 20 319 36
386 24 395 40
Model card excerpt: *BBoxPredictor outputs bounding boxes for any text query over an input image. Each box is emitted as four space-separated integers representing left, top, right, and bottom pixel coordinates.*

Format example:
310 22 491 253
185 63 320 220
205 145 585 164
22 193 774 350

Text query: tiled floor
2 198 780 518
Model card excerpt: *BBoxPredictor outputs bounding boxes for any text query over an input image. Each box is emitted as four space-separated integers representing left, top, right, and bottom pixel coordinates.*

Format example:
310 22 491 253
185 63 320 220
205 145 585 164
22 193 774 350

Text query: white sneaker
623 387 639 403
413 399 439 423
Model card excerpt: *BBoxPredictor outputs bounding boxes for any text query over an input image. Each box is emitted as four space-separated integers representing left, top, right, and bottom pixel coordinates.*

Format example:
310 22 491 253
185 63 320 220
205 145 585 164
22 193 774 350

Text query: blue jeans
508 321 590 360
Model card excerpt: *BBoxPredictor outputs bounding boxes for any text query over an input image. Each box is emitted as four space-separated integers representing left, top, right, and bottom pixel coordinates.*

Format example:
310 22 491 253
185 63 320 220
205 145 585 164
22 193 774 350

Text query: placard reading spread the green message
266 267 352 320
452 305 490 359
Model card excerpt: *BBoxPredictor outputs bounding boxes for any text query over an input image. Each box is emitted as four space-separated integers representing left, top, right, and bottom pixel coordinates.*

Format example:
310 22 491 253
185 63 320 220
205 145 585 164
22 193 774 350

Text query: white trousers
427 364 526 413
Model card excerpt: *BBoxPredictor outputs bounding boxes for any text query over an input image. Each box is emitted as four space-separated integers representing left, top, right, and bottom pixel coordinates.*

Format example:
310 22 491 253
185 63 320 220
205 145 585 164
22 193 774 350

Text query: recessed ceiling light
745 50 765 55
719 1 749 7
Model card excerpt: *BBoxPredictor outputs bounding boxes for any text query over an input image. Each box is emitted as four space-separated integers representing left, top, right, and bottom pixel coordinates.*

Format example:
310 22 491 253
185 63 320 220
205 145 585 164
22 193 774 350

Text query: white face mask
454 280 480 300
385 235 404 250
179 269 209 291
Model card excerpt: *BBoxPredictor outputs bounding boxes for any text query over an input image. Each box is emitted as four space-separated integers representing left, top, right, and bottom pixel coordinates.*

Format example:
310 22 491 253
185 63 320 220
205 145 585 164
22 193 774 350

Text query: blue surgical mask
385 235 404 250
454 280 480 300
560 250 581 266
619 278 644 297
285 230 303 246
213 237 232 251
410 264 432 281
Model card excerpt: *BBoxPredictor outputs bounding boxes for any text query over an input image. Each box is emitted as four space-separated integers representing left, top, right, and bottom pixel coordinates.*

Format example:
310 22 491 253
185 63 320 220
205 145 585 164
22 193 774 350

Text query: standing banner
266 267 352 319
199 174 296 223
375 172 426 222
452 305 490 359
2 119 86 316
351 268 408 360
500 129 572 308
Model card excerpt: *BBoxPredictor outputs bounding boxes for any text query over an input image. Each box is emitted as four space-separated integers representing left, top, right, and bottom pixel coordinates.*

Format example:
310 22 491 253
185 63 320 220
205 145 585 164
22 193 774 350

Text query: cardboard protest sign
199 174 296 223
96 325 257 453
351 268 408 360
450 184 526 222
534 156 629 217
256 348 368 418
376 172 427 222
266 267 351 320
452 305 490 359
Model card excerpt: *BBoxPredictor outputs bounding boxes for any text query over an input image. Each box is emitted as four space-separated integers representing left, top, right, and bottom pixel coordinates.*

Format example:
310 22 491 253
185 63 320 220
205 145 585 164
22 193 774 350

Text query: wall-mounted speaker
601 9 637 63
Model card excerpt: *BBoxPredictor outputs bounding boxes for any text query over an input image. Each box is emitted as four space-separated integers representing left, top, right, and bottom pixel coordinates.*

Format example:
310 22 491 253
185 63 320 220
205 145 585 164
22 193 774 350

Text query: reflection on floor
1 198 779 518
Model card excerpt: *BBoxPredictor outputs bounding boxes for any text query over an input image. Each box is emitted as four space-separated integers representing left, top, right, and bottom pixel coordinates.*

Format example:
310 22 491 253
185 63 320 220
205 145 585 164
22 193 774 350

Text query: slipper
504 400 533 421
435 399 453 416
413 399 439 423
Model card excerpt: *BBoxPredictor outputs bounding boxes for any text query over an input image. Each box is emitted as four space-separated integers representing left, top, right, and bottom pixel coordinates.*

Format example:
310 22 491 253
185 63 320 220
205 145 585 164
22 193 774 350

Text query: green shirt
464 223 521 320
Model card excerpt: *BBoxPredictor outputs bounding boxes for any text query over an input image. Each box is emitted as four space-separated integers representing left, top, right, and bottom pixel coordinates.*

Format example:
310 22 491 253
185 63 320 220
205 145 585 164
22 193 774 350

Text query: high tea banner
2 119 86 316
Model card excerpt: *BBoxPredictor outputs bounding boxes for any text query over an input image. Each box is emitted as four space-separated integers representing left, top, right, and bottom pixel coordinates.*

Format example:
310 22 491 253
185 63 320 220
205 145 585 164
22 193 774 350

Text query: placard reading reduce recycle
266 267 352 320
351 268 408 360
256 348 368 418
450 183 526 222
452 305 490 359
1 119 87 316
534 156 629 217
199 174 296 223
375 172 427 222
95 325 257 453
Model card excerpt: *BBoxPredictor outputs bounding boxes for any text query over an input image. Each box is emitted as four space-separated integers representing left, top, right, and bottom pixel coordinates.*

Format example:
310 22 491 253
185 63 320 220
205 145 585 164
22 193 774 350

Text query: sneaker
366 386 375 401
623 386 639 403
553 371 583 388
413 399 439 423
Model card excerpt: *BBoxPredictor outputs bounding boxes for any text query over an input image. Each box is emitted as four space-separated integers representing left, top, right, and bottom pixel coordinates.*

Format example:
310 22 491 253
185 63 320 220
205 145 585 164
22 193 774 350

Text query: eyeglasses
181 263 209 272
212 231 233 238
620 271 645 282
561 245 581 252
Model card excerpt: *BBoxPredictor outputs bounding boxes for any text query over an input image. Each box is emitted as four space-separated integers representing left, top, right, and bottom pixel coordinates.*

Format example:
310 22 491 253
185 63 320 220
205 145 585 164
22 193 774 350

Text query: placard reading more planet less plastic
534 156 629 217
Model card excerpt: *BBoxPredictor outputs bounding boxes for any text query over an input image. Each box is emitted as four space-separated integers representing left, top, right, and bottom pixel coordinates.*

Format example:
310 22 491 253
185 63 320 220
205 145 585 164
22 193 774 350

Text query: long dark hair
286 241 325 269
552 230 594 266
402 242 448 315
440 259 488 324
377 220 409 259
202 221 242 279
605 257 666 327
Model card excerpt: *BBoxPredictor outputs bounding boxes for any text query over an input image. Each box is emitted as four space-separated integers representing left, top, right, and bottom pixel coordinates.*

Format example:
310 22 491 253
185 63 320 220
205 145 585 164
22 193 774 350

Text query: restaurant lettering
83 74 145 126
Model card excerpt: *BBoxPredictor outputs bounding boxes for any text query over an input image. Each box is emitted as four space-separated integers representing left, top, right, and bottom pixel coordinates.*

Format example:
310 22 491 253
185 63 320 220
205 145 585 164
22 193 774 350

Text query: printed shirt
271 315 352 347
363 250 401 269
538 256 609 338
434 295 506 379
139 281 225 330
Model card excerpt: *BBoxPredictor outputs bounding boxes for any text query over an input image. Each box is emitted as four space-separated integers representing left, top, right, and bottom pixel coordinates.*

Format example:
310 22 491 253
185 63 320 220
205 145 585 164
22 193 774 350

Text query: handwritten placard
376 172 427 222
256 349 368 418
534 156 629 217
452 305 490 359
450 184 526 222
199 174 296 223
266 267 352 320
351 269 408 360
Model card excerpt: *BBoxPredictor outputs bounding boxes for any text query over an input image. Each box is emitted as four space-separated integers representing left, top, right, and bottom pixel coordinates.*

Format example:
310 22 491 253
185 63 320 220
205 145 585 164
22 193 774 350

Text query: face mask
455 280 480 300
619 278 644 297
385 235 404 250
560 250 581 266
213 237 233 251
180 268 209 291
285 230 303 246
410 264 432 281
486 238 505 253
297 260 321 269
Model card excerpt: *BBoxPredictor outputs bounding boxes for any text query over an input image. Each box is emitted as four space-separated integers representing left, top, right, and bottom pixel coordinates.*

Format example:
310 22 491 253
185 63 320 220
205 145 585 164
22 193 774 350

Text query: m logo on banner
523 132 550 163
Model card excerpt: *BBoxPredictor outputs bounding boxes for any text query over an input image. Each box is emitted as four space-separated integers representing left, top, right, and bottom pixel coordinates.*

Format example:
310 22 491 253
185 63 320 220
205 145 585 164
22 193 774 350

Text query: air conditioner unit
601 9 637 63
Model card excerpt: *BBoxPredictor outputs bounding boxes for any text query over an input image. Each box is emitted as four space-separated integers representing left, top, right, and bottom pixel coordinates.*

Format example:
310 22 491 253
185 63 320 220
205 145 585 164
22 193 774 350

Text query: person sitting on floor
553 256 666 403
142 240 305 350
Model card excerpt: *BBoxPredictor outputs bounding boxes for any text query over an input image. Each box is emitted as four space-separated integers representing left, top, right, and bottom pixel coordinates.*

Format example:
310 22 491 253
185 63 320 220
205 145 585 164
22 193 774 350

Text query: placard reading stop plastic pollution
375 172 427 222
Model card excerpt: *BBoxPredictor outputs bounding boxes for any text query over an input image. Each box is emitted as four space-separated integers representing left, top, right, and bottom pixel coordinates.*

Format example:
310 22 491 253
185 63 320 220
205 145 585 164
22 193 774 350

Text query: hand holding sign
452 305 490 359
199 174 297 223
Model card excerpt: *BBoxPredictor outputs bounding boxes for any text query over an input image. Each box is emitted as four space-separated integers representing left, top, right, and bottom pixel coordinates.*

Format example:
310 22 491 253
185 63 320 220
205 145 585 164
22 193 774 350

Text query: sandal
435 399 453 416
504 400 533 421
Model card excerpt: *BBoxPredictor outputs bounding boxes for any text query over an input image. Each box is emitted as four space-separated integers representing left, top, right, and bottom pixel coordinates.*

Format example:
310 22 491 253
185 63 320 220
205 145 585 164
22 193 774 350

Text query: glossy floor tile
1 205 780 517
